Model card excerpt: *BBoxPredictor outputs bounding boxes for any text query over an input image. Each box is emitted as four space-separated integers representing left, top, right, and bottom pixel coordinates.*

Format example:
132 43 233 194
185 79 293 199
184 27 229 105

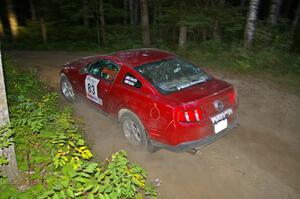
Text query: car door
84 59 120 112
73 60 102 95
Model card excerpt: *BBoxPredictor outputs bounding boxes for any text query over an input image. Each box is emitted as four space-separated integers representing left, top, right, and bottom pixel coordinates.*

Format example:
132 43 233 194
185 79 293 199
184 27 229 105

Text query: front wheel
60 74 75 102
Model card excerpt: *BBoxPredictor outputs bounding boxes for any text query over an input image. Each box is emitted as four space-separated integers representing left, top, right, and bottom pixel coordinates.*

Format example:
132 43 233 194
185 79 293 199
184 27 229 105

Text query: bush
0 61 157 198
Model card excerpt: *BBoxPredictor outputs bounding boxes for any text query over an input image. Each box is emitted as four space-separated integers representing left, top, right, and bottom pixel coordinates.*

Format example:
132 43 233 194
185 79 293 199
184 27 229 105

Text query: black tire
120 112 159 152
60 74 75 102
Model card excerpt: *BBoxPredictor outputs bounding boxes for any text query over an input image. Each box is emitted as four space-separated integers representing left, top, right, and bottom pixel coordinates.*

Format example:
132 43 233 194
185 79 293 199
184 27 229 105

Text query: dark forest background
0 0 300 76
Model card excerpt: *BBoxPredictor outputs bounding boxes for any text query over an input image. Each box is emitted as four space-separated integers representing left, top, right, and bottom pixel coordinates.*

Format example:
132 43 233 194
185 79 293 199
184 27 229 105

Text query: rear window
135 57 211 94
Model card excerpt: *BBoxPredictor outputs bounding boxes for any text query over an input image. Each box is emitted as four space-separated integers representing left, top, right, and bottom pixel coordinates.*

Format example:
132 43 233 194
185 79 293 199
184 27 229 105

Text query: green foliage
10 94 57 133
183 41 300 76
254 21 294 51
181 42 300 93
0 124 14 177
232 48 252 71
39 151 157 199
1 61 157 198
0 124 14 152
50 116 93 169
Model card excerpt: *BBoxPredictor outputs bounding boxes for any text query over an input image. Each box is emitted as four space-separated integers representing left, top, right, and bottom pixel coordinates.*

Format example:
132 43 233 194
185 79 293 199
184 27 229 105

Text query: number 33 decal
85 75 103 105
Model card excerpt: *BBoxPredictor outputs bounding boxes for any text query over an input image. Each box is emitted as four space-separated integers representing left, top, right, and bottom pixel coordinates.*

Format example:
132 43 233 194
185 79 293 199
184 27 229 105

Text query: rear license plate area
214 119 228 134
210 108 232 134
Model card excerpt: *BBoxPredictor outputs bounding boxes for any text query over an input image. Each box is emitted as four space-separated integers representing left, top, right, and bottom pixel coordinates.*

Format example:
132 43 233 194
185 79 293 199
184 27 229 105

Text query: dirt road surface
7 51 300 199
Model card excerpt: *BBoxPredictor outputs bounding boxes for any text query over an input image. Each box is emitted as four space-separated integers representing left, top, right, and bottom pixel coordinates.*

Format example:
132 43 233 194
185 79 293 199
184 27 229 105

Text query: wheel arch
118 108 145 130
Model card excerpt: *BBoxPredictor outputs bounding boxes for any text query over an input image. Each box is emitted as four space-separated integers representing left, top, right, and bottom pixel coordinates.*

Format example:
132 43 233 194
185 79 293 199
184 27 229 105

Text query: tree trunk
40 17 47 42
96 11 100 45
172 27 177 45
153 0 161 40
292 0 300 31
288 0 300 49
0 46 21 185
29 0 37 22
134 0 139 25
140 0 151 47
124 0 128 25
0 19 4 37
244 0 260 49
0 49 9 133
240 0 247 12
99 0 106 44
129 0 134 25
152 0 156 25
178 25 187 50
283 0 293 18
268 0 282 25
83 0 89 27
213 19 220 40
6 0 18 39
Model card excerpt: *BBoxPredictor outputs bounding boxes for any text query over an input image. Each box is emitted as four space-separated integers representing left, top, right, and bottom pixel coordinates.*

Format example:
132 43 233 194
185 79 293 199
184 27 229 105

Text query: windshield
136 58 211 94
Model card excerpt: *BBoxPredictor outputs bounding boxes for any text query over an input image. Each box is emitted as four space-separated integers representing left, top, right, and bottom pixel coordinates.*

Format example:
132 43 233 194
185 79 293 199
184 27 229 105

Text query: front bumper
150 118 237 152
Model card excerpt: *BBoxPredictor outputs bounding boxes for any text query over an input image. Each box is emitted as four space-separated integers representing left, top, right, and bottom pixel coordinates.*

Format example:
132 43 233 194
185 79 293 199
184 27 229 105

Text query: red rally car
60 48 238 152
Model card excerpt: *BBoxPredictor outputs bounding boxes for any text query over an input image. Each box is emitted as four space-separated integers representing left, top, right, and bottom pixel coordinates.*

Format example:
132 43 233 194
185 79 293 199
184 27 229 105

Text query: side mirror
80 67 88 74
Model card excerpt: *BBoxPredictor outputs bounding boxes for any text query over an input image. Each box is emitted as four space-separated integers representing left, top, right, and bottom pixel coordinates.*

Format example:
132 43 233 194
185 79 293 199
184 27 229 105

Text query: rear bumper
150 118 237 152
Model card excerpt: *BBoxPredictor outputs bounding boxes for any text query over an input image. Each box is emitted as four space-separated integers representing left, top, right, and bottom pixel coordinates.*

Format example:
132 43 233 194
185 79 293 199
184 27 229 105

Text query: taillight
178 108 203 123
228 88 237 105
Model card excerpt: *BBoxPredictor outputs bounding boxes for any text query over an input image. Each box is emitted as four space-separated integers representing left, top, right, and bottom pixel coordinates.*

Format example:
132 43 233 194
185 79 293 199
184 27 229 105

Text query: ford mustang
60 48 238 152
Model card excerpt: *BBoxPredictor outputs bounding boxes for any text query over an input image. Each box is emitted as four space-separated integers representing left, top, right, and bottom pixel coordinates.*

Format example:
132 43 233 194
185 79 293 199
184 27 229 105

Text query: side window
88 60 104 76
123 73 142 88
88 60 120 82
99 60 120 81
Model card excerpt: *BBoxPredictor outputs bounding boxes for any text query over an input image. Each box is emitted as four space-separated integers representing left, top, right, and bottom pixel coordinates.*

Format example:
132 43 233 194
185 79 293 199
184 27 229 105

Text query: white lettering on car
211 109 233 124
124 75 137 86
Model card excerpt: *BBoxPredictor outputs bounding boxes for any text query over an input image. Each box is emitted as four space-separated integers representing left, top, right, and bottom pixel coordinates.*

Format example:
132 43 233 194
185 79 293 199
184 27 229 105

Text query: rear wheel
120 112 158 152
60 74 75 102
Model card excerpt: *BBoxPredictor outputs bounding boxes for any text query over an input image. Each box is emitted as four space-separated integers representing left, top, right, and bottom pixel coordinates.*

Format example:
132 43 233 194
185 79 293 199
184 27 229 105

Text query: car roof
110 48 175 67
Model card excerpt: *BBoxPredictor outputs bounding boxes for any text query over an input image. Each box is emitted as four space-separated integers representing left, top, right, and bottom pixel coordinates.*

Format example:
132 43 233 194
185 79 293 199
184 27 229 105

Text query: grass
179 41 300 94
